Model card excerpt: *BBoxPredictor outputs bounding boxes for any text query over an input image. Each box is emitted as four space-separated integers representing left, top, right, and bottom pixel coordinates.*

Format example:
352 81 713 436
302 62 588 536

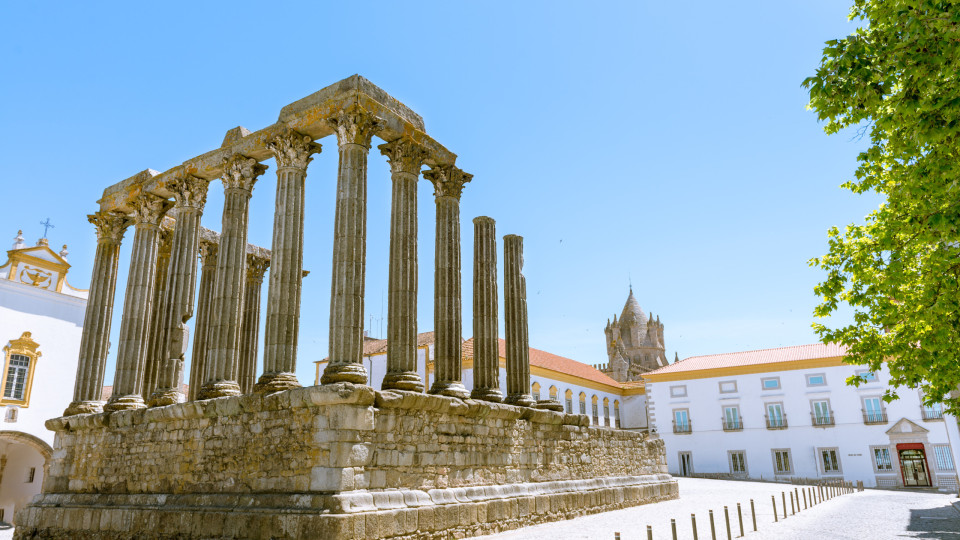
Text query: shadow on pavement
907 504 960 538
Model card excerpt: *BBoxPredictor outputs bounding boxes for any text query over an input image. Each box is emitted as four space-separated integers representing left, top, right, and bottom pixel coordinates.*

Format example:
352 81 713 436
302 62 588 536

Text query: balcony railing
765 415 788 430
811 411 835 427
673 421 692 434
722 418 743 432
922 408 945 421
862 409 888 425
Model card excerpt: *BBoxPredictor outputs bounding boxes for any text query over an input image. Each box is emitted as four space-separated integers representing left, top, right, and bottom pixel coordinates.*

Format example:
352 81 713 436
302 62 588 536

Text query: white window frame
765 402 785 428
723 405 741 429
811 398 832 425
728 450 747 475
772 449 792 475
806 373 827 387
719 380 738 394
670 385 687 398
818 447 842 475
933 444 955 471
760 377 781 390
856 369 878 382
862 396 885 423
674 408 691 432
870 445 894 473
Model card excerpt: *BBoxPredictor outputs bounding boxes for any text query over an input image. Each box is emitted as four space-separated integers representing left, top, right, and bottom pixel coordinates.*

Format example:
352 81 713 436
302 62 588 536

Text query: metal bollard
672 518 678 540
710 509 717 540
782 492 787 519
772 496 778 522
724 506 732 540
750 499 757 531
692 514 699 540
648 525 653 540
737 502 744 537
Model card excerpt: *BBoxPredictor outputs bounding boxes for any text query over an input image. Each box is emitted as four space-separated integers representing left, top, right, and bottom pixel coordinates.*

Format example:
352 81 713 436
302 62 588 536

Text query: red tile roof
462 337 622 387
644 342 848 377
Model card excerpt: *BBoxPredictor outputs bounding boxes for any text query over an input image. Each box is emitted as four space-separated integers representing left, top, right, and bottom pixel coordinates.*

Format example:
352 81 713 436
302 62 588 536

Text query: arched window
603 397 611 427
2 332 40 407
591 395 599 425
531 382 541 401
579 392 587 415
564 389 574 413
548 385 558 402
614 400 621 429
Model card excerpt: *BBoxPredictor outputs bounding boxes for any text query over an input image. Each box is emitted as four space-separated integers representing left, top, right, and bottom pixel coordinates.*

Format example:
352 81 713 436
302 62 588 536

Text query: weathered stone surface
23 385 675 539
503 235 536 408
471 216 501 402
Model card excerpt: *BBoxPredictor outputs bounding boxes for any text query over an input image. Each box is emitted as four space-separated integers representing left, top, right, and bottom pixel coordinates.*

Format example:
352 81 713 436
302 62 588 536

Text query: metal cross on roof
40 218 54 239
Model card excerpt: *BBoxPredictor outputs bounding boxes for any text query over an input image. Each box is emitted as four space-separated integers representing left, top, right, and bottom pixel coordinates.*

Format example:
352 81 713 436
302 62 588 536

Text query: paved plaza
475 477 960 540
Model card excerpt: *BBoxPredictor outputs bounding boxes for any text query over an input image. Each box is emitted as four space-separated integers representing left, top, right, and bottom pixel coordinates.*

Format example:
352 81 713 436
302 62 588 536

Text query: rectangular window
729 451 747 474
592 403 599 424
923 402 944 420
719 380 738 394
4 354 30 401
670 385 687 398
873 447 893 471
863 397 885 423
674 409 691 433
812 400 833 426
772 449 792 475
4 408 16 423
26 467 35 483
723 406 741 430
579 400 586 415
604 405 610 426
934 445 955 471
565 398 572 414
856 370 877 382
806 373 826 386
615 406 621 429
820 448 841 473
532 391 540 401
761 377 780 390
766 403 785 428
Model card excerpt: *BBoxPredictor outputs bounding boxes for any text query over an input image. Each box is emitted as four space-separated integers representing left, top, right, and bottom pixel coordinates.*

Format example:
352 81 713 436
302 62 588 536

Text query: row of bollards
629 479 862 538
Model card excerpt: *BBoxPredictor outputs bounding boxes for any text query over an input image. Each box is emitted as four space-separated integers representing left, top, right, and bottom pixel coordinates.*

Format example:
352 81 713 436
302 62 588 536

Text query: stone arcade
15 76 676 539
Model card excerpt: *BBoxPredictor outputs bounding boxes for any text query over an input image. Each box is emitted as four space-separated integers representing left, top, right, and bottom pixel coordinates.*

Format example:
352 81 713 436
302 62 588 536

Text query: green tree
805 1 960 411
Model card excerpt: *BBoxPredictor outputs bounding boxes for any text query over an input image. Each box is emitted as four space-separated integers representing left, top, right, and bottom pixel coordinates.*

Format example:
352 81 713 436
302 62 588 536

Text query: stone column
239 254 269 394
105 195 170 412
503 234 536 407
187 240 217 401
255 130 320 393
198 155 266 399
321 108 379 385
149 175 209 406
141 227 172 401
471 216 502 402
64 211 131 416
379 137 426 392
424 165 471 399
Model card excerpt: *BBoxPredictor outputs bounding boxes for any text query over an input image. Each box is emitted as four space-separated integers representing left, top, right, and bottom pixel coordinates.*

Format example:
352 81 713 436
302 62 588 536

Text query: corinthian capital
246 254 270 283
268 130 321 170
329 107 381 149
88 211 131 244
168 174 209 210
378 137 427 176
221 155 268 192
199 240 218 267
424 165 472 200
131 194 170 227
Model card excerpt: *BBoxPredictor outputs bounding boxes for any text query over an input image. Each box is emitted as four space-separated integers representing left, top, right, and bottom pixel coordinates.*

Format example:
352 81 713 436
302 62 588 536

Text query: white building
644 343 960 491
314 331 648 430
0 231 86 522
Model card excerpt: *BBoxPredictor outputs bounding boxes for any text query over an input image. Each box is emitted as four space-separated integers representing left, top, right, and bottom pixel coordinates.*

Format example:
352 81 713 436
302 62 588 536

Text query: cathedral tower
602 287 667 382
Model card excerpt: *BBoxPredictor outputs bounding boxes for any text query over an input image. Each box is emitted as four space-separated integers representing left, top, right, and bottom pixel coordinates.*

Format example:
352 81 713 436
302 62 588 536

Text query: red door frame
896 443 931 487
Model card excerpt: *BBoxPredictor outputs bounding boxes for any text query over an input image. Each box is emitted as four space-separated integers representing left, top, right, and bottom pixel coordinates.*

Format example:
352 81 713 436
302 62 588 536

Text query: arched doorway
0 431 52 525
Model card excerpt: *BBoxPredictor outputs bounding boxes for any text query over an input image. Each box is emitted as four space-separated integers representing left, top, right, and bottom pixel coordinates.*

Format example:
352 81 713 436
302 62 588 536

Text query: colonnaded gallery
15 76 676 539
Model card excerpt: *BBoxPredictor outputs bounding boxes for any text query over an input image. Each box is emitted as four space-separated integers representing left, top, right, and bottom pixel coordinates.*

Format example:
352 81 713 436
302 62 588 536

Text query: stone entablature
18 384 675 539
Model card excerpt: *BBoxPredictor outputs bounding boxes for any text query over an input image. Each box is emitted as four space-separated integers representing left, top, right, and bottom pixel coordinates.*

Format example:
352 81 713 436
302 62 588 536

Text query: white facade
0 232 86 522
646 344 960 491
315 334 647 431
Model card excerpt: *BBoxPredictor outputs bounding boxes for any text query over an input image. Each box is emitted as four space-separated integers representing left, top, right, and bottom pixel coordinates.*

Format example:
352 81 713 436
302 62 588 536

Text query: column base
470 387 503 402
320 362 368 385
534 399 565 412
254 372 302 394
103 394 146 412
430 381 470 399
147 388 184 407
504 393 536 407
63 400 104 416
196 381 241 400
381 371 425 393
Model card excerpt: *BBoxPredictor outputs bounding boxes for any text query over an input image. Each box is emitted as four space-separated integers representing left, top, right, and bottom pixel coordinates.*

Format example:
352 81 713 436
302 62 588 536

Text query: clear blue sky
0 2 879 386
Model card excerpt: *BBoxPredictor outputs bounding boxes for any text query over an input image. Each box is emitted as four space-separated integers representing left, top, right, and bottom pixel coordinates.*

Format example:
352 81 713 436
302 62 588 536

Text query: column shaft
471 216 502 402
239 255 268 394
64 212 130 416
322 109 379 385
105 195 169 412
503 234 536 407
188 242 217 401
426 166 471 399
380 138 425 392
141 228 172 401
199 156 265 399
150 175 208 406
257 131 319 393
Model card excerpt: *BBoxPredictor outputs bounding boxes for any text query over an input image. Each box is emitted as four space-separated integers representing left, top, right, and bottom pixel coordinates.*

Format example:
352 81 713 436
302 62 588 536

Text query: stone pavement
475 477 960 540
